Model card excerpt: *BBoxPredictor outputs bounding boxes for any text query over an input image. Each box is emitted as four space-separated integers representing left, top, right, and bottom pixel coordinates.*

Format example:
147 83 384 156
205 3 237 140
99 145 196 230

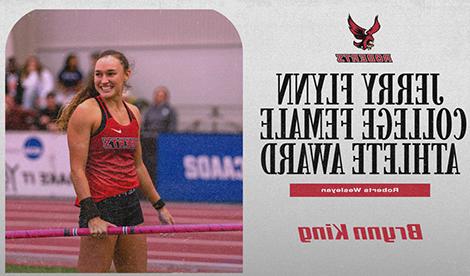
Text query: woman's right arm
67 101 114 235
68 102 94 201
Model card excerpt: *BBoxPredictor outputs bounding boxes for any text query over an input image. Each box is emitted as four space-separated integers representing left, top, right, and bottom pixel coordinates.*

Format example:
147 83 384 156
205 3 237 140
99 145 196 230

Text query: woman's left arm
131 104 175 225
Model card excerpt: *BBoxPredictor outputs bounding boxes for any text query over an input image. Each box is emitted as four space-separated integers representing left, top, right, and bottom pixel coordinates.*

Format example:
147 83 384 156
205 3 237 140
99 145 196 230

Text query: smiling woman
55 50 174 273
94 55 129 98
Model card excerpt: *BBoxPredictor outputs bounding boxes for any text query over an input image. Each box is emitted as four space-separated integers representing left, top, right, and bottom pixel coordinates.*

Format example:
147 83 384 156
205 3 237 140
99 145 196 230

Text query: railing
172 104 242 133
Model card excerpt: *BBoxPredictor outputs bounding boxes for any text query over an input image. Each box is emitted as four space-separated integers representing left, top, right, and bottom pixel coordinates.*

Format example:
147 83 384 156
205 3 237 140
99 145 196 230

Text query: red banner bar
290 183 430 197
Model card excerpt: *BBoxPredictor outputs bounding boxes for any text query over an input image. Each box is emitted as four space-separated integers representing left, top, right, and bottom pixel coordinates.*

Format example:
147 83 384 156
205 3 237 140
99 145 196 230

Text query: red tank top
85 96 140 202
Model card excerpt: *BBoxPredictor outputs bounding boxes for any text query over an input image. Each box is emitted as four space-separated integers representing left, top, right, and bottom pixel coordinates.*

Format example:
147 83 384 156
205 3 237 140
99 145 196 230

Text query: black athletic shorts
79 188 144 228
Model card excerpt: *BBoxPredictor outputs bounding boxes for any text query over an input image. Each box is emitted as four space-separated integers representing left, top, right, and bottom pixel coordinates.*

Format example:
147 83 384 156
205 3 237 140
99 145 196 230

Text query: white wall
8 10 243 132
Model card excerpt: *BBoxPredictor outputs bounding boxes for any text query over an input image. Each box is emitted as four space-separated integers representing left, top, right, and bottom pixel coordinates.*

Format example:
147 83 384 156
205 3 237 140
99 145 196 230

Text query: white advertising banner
5 131 75 197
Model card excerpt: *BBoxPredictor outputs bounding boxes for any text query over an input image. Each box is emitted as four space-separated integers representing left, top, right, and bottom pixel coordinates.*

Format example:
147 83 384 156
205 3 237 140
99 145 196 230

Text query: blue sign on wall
157 133 242 203
23 137 44 160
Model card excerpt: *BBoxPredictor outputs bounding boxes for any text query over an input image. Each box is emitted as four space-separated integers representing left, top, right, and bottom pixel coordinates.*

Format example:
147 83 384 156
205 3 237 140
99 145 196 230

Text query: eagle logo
348 15 381 50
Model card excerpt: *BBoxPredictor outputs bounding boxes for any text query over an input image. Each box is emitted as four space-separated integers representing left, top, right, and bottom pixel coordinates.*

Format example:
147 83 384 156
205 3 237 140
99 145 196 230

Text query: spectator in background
5 94 36 130
35 92 62 131
20 55 55 110
141 86 177 184
57 53 83 106
86 51 100 83
5 57 24 105
142 86 177 137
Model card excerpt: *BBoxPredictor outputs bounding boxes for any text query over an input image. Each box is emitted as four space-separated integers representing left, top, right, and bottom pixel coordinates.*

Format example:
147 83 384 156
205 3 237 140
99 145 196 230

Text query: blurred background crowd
5 53 179 136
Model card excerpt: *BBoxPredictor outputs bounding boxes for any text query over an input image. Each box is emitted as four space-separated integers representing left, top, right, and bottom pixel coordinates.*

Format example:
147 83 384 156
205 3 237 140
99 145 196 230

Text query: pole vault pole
6 223 243 239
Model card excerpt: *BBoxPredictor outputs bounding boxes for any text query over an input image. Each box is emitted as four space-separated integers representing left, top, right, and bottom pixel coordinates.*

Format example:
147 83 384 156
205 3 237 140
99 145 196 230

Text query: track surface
6 198 243 273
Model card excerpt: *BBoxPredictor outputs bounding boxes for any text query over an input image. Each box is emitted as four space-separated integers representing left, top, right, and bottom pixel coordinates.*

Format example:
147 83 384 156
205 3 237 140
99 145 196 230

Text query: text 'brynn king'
298 224 423 243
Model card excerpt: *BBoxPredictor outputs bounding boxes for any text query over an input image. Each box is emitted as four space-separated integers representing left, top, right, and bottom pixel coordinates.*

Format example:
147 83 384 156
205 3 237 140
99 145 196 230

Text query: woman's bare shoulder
75 98 101 114
78 97 99 109
69 98 101 127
